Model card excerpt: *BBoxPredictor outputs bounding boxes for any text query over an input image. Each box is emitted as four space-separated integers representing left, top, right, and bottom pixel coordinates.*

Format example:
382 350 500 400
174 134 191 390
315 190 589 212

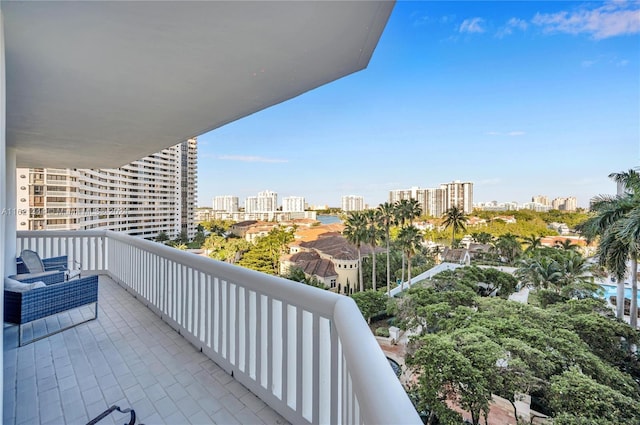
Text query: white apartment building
282 196 305 212
551 196 578 211
16 139 198 240
245 196 258 213
213 195 239 213
389 180 473 216
532 195 550 206
341 195 365 212
244 190 278 213
521 202 551 212
441 180 473 214
257 190 278 212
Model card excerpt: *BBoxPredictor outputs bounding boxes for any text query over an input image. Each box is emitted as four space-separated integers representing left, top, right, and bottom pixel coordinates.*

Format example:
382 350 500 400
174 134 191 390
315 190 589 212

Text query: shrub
376 327 390 337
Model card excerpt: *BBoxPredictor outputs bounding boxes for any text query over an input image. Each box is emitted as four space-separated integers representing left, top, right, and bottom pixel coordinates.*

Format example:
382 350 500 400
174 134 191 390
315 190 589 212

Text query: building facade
213 195 239 213
16 139 198 240
341 195 365 212
282 196 305 212
551 197 578 211
389 181 472 217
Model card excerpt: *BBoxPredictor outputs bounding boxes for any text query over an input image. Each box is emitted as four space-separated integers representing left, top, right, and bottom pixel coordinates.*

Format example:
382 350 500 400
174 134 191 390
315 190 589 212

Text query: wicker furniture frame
4 274 99 346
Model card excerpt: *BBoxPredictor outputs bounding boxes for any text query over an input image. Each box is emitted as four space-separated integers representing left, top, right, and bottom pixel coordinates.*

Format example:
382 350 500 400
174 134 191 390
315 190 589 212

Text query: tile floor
3 275 288 425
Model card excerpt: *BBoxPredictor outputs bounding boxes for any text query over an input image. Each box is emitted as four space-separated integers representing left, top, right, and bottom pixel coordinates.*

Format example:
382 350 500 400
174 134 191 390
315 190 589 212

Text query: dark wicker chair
4 274 99 346
17 249 81 280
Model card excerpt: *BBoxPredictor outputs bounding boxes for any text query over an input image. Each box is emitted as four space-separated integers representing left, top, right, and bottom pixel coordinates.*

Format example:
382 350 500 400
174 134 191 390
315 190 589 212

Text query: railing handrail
104 230 341 316
16 230 422 424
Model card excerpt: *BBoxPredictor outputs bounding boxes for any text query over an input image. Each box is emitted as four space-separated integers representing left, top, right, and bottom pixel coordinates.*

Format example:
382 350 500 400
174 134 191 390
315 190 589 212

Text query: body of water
600 284 640 303
317 214 342 225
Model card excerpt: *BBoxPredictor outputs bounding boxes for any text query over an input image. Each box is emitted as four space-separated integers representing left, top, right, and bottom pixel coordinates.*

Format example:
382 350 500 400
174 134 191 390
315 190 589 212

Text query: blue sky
197 1 640 209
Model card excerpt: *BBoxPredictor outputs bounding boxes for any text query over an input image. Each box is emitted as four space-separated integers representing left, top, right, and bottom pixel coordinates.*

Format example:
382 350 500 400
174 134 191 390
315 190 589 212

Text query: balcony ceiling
3 1 394 168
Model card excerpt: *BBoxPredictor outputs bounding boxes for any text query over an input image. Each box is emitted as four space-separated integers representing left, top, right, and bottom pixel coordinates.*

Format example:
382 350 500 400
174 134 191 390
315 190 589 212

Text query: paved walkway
3 275 288 425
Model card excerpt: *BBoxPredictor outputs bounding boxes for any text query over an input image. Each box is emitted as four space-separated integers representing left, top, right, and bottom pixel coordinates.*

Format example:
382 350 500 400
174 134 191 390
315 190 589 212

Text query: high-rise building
532 195 550 206
282 196 305 212
341 195 365 212
257 190 278 212
213 195 239 213
16 139 197 240
389 181 473 216
551 197 578 211
441 180 473 214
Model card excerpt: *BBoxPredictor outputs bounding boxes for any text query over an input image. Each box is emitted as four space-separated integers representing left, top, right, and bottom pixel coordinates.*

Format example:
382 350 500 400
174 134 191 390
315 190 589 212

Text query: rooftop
3 275 287 425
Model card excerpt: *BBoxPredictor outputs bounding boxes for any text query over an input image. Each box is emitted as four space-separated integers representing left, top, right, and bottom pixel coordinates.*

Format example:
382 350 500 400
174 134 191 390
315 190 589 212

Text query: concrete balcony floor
3 275 289 425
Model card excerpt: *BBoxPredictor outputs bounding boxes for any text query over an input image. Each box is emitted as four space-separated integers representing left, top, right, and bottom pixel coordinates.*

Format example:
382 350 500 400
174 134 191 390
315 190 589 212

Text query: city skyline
197 1 639 209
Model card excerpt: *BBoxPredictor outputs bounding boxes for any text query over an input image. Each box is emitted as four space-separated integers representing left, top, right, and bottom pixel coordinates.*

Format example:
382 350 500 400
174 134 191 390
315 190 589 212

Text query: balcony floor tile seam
4 274 288 425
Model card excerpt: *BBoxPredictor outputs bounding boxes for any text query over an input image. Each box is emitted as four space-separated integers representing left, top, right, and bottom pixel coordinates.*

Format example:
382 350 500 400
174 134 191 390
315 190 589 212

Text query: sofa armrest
11 271 66 285
5 275 99 325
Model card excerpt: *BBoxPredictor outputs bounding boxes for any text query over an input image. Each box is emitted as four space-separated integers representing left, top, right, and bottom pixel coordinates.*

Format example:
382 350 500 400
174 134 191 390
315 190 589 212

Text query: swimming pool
599 284 640 303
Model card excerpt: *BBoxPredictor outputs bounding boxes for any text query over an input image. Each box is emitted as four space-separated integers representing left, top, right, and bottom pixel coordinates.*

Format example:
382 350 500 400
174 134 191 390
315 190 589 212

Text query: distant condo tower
245 190 278 213
389 180 473 216
282 196 306 213
213 195 239 213
16 138 198 240
342 195 365 212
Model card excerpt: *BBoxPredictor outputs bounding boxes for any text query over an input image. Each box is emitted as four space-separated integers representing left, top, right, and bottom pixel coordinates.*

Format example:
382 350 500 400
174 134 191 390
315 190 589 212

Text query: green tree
156 231 169 243
351 289 387 324
237 226 294 275
364 209 383 291
522 234 542 255
470 231 493 244
442 206 468 247
549 367 640 423
578 169 640 323
344 211 368 292
493 233 522 265
395 199 422 282
377 201 397 295
397 225 423 291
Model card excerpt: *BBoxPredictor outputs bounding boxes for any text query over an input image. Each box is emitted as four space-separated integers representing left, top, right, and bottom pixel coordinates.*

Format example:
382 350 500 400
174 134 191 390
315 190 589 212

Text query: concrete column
0 4 7 420
5 147 16 275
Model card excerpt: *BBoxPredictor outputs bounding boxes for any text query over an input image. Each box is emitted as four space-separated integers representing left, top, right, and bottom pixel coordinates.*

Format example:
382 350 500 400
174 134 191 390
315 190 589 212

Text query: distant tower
282 196 305 212
341 195 365 212
213 195 239 212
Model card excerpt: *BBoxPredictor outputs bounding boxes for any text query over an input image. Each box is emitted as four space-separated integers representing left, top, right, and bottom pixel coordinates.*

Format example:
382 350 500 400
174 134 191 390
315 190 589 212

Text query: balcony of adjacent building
4 231 420 424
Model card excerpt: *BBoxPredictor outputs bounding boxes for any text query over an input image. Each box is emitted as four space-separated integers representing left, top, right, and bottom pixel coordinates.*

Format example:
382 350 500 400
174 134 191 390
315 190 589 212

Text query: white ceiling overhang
3 1 394 168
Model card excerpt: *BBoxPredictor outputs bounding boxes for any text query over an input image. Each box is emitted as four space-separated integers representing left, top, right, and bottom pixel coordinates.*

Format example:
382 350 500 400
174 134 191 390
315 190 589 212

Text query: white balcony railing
16 230 421 425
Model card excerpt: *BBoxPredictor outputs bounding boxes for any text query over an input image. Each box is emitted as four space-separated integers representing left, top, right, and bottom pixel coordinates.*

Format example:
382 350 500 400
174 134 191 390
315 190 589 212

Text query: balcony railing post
16 230 422 424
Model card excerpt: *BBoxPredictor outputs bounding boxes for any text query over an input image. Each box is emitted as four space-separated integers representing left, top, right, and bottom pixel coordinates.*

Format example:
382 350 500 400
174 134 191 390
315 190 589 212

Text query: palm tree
395 199 423 283
344 211 368 292
364 209 383 291
377 202 397 295
396 198 422 226
397 225 423 291
578 169 640 324
555 239 579 251
522 234 542 255
442 205 468 247
494 233 522 265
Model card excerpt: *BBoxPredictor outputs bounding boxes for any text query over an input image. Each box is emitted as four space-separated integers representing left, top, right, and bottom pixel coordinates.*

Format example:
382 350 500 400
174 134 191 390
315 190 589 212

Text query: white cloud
496 17 529 37
507 131 525 137
217 155 288 163
459 17 485 34
581 59 596 67
532 2 640 39
617 59 630 66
